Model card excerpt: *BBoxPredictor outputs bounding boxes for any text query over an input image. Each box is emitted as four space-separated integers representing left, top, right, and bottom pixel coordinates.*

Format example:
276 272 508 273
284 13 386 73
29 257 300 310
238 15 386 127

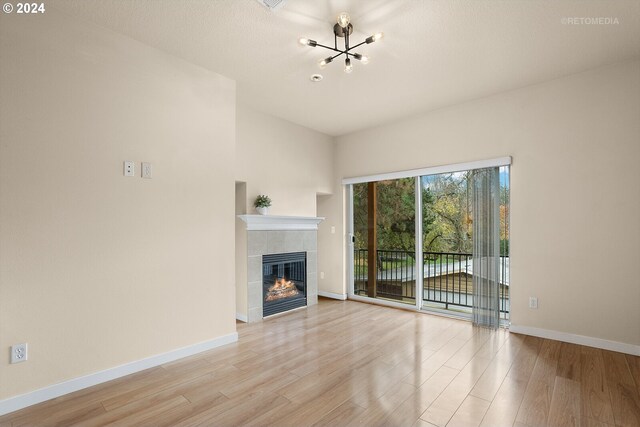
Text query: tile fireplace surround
238 215 324 322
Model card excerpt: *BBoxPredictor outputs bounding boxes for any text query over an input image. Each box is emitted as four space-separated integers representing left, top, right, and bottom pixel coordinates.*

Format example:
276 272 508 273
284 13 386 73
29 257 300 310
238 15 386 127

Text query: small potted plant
254 194 272 215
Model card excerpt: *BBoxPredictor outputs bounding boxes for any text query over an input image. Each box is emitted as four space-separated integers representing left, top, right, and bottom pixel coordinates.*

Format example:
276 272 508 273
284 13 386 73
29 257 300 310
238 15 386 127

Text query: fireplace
262 252 307 317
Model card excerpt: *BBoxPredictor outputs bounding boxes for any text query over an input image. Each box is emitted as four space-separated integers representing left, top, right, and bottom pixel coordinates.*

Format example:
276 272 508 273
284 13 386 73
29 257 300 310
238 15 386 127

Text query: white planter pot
256 206 269 215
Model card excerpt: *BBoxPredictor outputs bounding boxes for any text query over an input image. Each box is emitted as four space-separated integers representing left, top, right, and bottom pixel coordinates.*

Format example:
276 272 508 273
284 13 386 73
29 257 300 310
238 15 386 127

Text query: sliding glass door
351 178 416 305
348 162 510 322
420 171 474 315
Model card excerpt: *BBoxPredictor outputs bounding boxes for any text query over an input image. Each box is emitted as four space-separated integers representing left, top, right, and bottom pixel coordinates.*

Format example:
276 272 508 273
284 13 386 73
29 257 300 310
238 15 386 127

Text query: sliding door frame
414 176 424 310
346 185 355 298
345 157 512 314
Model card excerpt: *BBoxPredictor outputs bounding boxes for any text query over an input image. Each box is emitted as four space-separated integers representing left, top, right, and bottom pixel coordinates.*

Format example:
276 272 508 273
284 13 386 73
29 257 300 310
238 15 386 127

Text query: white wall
320 60 640 348
0 9 236 400
235 104 334 217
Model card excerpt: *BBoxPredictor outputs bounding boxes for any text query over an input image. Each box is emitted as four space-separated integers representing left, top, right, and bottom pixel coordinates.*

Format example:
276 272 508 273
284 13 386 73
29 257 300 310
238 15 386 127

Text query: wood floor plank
601 350 640 427
175 392 283 427
218 368 299 400
514 339 561 426
507 335 543 382
556 342 582 381
1 299 638 427
581 416 615 427
346 381 416 427
312 400 365 427
152 392 229 427
547 376 581 427
104 395 190 427
99 360 228 411
479 375 528 427
419 353 492 426
444 328 493 370
39 402 106 427
580 346 615 425
470 333 525 401
402 337 468 387
411 419 439 427
446 395 490 427
626 354 640 399
70 373 220 427
382 365 459 427
6 367 170 426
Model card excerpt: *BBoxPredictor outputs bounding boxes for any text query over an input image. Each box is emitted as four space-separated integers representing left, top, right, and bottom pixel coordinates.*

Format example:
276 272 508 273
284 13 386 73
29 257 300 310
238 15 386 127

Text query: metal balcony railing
354 249 509 315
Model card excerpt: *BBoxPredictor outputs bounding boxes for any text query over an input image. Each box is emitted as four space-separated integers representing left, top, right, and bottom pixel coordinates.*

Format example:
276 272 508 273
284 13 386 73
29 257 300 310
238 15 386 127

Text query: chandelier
299 12 383 74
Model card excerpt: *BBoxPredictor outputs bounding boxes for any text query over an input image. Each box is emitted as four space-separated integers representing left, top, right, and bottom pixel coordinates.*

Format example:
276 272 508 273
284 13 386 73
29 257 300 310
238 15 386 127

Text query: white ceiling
49 0 640 136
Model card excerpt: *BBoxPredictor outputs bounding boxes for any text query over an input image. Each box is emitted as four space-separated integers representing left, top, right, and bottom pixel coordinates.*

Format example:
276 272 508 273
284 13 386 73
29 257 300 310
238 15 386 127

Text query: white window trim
342 156 511 185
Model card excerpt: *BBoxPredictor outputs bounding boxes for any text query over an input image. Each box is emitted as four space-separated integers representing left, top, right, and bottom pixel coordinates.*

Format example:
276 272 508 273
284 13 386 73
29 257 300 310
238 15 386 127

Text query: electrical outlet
123 161 135 177
529 297 538 309
11 343 28 364
141 162 152 179
330 226 336 234
320 272 325 279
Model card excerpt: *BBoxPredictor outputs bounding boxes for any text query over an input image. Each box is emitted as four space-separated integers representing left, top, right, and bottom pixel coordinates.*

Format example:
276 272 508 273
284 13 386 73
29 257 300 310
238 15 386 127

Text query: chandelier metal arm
314 41 366 57
315 43 343 53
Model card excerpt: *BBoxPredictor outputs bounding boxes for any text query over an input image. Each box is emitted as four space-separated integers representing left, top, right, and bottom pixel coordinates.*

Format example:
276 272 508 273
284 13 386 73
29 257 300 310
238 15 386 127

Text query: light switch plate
141 162 152 179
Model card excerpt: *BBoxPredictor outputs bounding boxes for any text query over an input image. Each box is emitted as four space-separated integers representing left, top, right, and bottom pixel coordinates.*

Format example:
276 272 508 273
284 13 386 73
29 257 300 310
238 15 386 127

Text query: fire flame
265 277 300 301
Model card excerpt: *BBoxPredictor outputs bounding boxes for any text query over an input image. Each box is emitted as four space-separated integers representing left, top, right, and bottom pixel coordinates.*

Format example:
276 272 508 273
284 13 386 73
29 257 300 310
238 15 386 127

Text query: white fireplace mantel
238 215 325 231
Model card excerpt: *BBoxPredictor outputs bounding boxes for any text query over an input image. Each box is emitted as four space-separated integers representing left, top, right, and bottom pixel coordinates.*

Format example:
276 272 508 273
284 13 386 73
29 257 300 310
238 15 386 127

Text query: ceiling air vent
255 0 286 11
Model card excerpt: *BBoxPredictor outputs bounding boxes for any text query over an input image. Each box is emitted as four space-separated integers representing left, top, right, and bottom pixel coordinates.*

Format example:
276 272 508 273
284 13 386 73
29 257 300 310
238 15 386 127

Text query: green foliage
254 194 272 208
423 172 473 255
353 170 509 257
353 179 416 252
375 178 416 251
500 239 509 256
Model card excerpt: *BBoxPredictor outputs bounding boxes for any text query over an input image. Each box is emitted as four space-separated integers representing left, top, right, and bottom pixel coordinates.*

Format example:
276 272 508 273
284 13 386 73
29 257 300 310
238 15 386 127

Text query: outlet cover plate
11 343 28 364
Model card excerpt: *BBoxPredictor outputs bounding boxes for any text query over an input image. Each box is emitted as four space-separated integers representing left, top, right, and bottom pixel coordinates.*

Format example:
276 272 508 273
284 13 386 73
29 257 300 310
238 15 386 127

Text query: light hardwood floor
1 298 639 427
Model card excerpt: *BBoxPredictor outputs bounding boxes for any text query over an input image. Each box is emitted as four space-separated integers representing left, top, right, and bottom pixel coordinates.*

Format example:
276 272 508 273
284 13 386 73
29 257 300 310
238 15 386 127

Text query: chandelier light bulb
366 32 384 44
344 58 353 73
353 53 370 64
318 57 333 68
299 37 317 47
337 12 351 28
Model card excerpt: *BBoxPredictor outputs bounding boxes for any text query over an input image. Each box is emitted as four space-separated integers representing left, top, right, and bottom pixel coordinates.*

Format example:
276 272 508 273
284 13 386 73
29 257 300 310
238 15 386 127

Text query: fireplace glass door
263 252 307 317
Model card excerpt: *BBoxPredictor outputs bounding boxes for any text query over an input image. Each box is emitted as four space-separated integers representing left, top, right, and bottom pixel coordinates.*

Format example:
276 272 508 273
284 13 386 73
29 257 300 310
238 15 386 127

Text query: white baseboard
318 290 347 300
509 325 640 356
236 312 248 322
0 332 238 416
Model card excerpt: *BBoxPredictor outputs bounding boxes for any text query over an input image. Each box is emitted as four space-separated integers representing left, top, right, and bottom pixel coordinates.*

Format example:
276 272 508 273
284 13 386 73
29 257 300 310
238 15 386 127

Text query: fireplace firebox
262 252 307 317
